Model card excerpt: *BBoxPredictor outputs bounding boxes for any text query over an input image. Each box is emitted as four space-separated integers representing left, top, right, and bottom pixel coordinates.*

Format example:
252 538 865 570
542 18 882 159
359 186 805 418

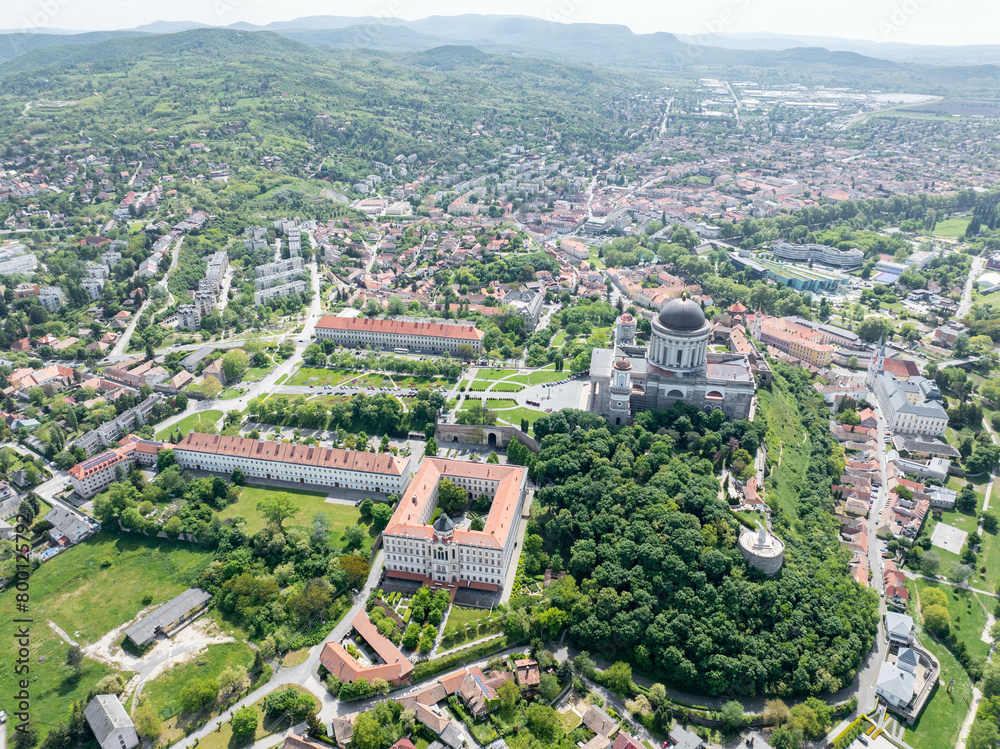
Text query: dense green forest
514 364 879 698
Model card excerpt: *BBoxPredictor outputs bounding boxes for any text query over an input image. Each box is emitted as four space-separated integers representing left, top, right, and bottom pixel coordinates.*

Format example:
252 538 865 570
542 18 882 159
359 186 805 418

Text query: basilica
588 297 757 426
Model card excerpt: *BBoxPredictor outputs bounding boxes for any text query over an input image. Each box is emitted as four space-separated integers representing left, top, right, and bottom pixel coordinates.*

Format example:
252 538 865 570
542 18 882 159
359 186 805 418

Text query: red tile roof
316 315 484 342
174 433 407 476
385 459 526 549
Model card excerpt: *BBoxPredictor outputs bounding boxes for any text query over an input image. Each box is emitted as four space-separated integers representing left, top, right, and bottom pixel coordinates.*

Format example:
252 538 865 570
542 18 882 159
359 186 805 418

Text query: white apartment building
68 437 162 498
172 433 412 495
176 304 201 331
254 280 308 306
255 256 304 279
254 267 305 289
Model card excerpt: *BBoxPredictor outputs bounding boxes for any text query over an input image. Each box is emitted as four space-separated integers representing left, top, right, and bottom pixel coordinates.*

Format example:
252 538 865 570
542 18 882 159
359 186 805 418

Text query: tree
487 451 499 464
437 478 468 513
769 724 803 749
424 437 438 457
402 623 421 649
12 724 38 749
923 604 951 636
231 706 258 738
217 665 249 697
539 673 561 702
764 698 790 726
921 587 948 611
231 467 246 485
65 644 83 676
721 700 746 732
968 721 1000 749
340 555 371 587
156 448 175 472
256 492 299 527
133 697 162 740
180 677 218 712
958 484 978 514
200 376 223 399
342 524 367 553
921 550 941 577
983 658 1000 698
498 677 521 711
949 563 974 585
525 703 561 742
221 349 250 381
350 712 384 749
603 661 633 696
371 502 393 531
856 316 893 343
985 510 999 534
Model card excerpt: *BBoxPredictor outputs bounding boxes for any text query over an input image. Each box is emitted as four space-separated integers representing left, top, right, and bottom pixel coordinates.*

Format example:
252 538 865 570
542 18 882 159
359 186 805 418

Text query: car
859 737 869 746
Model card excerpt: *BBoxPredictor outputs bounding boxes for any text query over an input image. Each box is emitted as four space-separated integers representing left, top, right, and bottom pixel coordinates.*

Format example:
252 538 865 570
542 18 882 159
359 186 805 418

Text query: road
0 442 85 522
150 261 325 437
958 255 985 319
109 237 184 358
170 550 385 747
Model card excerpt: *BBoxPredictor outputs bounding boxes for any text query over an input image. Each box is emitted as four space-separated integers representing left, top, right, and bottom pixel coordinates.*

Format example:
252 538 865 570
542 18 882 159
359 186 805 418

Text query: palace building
382 459 528 592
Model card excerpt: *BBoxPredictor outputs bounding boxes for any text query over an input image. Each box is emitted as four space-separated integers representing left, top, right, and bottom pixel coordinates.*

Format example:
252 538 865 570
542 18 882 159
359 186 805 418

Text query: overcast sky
3 0 997 47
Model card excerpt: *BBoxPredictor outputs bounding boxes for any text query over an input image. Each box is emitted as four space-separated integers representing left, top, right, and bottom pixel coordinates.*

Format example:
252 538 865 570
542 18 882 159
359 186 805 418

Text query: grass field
757 376 810 532
220 484 375 553
156 410 223 440
244 366 272 381
145 641 256 721
496 406 546 431
286 366 358 387
510 370 567 386
221 388 245 400
393 374 455 389
915 578 990 661
476 368 519 381
904 580 974 749
931 218 970 239
974 528 1000 591
551 331 567 347
0 533 214 742
462 398 519 410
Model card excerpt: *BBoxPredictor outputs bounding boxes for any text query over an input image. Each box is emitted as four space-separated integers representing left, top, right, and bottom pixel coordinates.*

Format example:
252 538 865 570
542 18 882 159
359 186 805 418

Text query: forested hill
517 363 878 698
0 28 656 184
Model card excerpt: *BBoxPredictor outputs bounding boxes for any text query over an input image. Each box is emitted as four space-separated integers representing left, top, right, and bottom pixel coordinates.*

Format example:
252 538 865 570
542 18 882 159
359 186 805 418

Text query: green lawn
446 606 493 630
462 398 519 410
551 331 567 347
496 406 546 432
915 578 990 660
220 388 245 400
285 366 358 387
244 366 272 381
220 484 375 554
144 641 256 721
510 370 568 386
931 218 970 239
0 533 214 743
974 527 1000 591
156 410 223 440
476 368 519 381
393 374 455 389
758 376 810 531
904 581 975 749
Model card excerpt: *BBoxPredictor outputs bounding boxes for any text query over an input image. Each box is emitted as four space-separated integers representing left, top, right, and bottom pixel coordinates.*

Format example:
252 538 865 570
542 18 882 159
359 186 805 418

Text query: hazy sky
3 0 998 46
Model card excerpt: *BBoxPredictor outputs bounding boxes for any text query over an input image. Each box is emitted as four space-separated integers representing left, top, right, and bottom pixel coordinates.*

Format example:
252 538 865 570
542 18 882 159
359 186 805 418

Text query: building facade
172 433 411 495
589 299 756 426
866 341 948 438
315 316 484 355
771 240 864 270
382 459 528 591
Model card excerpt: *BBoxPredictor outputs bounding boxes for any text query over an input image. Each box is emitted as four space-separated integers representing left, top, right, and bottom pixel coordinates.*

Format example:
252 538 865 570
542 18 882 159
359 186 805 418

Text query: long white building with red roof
172 433 411 495
382 459 527 592
314 316 484 355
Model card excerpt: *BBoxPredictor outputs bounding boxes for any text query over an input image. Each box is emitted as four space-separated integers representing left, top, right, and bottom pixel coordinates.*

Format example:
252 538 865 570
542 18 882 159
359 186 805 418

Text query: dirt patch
88 613 235 673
